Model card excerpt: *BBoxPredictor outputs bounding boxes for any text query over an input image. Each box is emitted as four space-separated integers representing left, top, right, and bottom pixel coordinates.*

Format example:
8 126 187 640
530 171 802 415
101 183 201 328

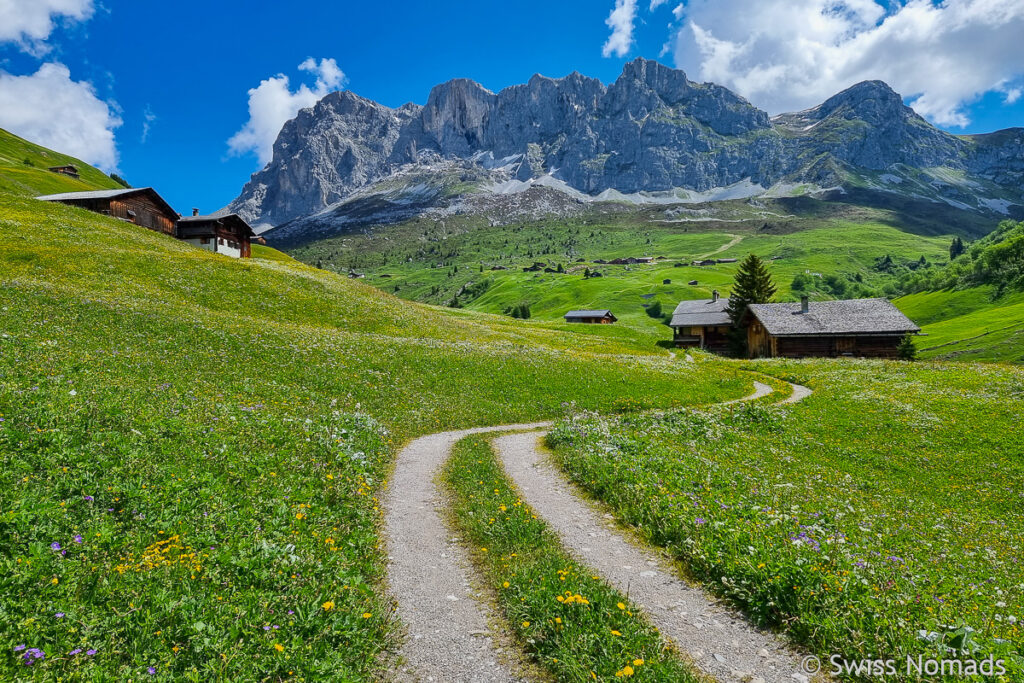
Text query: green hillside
289 211 954 348
0 128 122 196
0 187 748 679
2 134 1022 680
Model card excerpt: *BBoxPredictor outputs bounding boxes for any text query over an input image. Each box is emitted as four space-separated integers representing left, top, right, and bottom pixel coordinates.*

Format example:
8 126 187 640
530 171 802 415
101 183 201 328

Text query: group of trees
897 221 1024 298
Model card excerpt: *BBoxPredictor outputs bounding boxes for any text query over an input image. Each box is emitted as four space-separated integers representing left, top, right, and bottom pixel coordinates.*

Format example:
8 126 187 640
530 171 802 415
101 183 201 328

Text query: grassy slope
896 288 1024 362
0 190 749 680
297 219 951 347
0 128 120 196
547 359 1024 679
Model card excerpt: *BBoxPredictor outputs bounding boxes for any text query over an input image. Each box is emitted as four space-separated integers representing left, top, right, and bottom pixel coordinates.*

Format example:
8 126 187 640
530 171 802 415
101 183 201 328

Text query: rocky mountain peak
230 59 1023 232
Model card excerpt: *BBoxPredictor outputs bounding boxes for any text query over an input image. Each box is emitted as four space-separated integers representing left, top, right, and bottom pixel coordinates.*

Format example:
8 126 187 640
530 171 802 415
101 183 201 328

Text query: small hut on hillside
176 211 255 259
564 310 618 324
745 297 919 358
37 188 178 236
669 291 731 352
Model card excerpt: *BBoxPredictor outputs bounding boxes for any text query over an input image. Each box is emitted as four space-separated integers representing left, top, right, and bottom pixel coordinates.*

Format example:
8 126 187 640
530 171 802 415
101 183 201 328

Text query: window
201 237 210 245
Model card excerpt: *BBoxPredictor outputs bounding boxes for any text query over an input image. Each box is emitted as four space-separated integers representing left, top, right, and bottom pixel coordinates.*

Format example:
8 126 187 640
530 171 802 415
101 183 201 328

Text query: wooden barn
669 291 732 353
564 309 618 324
176 211 256 259
48 165 80 179
37 188 178 236
745 297 919 359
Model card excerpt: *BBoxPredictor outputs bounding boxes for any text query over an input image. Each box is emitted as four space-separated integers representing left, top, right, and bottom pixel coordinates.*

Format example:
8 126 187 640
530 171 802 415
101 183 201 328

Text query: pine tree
726 254 777 324
726 254 777 357
949 236 966 260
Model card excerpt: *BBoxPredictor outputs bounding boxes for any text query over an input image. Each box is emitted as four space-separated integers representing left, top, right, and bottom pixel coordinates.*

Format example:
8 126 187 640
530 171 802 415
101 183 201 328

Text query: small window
201 237 210 245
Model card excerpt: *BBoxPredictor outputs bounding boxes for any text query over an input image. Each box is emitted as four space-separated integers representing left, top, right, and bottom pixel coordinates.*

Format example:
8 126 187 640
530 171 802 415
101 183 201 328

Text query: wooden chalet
48 164 80 179
176 210 256 259
669 291 732 352
745 297 919 359
37 188 178 236
564 309 618 324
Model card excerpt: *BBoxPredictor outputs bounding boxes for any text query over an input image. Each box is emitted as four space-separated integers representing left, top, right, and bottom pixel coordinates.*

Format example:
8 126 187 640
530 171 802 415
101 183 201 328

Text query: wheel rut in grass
493 381 813 683
384 423 550 682
383 380 811 681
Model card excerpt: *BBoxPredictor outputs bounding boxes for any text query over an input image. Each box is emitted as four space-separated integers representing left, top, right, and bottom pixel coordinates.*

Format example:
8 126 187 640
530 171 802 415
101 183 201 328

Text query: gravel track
384 423 550 682
493 380 814 683
382 379 813 682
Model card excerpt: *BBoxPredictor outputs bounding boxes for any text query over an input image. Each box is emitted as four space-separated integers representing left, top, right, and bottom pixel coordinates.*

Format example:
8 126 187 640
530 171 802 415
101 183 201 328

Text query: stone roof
747 298 919 336
670 297 731 327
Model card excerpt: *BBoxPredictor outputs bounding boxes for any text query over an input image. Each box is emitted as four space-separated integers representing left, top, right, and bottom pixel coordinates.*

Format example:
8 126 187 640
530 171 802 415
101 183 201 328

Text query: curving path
383 379 812 682
495 380 814 683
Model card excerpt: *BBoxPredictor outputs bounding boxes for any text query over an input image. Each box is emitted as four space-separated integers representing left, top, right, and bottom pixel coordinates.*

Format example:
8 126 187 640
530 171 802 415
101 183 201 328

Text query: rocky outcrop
230 58 1024 232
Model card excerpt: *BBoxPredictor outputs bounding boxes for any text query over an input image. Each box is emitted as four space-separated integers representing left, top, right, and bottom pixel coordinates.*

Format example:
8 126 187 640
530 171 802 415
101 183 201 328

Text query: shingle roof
36 187 178 220
670 298 731 327
565 310 615 318
177 213 256 237
37 188 142 201
747 298 919 336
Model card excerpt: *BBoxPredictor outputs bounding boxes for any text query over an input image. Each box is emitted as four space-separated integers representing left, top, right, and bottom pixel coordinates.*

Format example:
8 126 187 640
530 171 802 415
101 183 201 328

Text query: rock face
230 58 1024 232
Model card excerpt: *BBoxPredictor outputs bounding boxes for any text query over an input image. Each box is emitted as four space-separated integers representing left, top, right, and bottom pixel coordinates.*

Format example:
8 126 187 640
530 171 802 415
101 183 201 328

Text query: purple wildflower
50 542 61 551
13 644 26 652
74 534 83 544
21 648 46 665
287 610 294 615
263 626 271 631
148 666 157 675
86 649 97 656
69 649 82 656
83 495 94 501
695 517 706 525
55 612 65 619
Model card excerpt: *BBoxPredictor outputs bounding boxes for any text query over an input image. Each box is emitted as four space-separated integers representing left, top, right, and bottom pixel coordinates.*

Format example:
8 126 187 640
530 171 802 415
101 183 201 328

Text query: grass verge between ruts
443 434 706 682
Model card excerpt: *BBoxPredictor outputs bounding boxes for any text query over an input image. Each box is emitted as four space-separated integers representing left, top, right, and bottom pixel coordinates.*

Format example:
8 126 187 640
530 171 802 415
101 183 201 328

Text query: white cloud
141 105 156 143
649 0 669 9
228 58 346 165
671 0 1024 127
0 62 121 170
602 0 638 58
0 0 94 53
1006 88 1022 105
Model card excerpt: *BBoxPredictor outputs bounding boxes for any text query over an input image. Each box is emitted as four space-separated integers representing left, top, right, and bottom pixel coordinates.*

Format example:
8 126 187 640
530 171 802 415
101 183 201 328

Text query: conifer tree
726 254 777 324
726 254 777 356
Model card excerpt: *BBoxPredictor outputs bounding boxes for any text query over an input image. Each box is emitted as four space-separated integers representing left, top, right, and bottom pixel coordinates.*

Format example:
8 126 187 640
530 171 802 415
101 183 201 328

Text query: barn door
835 338 855 355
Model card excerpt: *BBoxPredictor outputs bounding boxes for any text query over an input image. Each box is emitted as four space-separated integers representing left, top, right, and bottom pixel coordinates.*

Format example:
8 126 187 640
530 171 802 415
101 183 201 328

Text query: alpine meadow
2 2 1024 681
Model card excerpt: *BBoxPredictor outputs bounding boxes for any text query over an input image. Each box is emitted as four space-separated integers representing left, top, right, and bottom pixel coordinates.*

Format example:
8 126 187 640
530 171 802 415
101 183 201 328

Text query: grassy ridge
0 128 120 196
896 289 1024 362
0 190 748 679
444 435 701 682
547 359 1024 680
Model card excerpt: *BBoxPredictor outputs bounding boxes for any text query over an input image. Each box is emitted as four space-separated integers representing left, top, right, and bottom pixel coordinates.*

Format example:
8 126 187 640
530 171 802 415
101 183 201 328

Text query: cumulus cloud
649 0 670 9
671 0 1024 127
227 58 346 165
602 0 638 58
0 0 94 53
0 62 121 170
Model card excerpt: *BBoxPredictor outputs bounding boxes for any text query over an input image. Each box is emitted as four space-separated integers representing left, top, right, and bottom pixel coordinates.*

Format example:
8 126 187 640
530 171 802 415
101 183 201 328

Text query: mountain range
229 58 1024 242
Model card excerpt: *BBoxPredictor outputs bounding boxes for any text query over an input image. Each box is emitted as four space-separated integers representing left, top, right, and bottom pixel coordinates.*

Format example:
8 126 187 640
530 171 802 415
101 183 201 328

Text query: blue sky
0 0 1022 214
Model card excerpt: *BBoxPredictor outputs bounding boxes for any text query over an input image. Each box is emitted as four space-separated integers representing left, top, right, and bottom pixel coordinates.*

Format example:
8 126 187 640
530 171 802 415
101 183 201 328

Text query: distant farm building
37 188 178 236
669 291 731 353
564 309 618 324
745 297 919 359
48 164 80 179
692 259 717 266
176 211 255 259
